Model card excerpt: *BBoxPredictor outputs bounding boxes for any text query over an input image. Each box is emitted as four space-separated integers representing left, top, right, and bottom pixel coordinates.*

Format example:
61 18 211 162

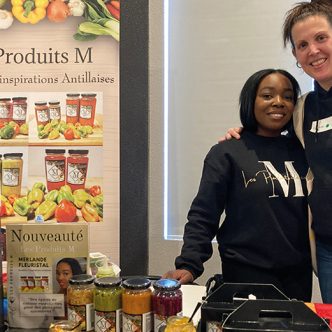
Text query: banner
0 0 120 259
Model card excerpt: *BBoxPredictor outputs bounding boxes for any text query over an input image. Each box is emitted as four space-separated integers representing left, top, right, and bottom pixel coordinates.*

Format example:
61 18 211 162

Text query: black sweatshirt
175 131 311 280
303 82 332 243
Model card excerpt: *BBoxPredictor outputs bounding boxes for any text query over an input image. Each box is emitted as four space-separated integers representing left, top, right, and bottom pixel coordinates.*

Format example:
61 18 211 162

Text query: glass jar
67 274 95 332
0 98 12 123
94 277 122 332
66 150 89 191
35 101 50 126
122 277 153 332
66 94 80 124
12 97 27 125
49 101 61 121
79 93 96 127
153 279 182 331
165 317 195 332
1 153 23 197
45 149 66 191
49 320 82 332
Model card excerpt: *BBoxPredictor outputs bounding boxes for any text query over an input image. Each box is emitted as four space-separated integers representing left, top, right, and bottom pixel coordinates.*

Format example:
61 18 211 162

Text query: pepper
73 189 92 209
81 203 100 222
91 194 103 217
35 200 57 221
57 191 74 205
32 182 46 193
11 0 48 24
13 197 33 216
60 184 72 194
19 123 29 135
0 124 14 139
45 189 59 202
89 185 102 197
4 201 14 216
27 188 44 209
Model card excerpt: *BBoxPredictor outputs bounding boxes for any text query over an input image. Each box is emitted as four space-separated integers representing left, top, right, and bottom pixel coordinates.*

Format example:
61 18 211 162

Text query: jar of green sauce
94 276 123 332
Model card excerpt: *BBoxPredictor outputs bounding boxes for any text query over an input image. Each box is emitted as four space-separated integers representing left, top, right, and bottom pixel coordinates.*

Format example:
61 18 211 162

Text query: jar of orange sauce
35 101 49 126
66 150 89 191
45 149 66 191
122 277 153 332
66 94 80 124
79 94 96 127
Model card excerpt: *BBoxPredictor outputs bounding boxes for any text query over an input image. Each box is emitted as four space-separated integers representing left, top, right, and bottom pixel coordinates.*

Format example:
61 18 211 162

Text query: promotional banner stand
0 227 6 331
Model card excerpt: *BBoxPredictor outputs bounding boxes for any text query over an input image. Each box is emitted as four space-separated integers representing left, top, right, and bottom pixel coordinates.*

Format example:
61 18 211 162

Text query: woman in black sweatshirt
163 69 312 301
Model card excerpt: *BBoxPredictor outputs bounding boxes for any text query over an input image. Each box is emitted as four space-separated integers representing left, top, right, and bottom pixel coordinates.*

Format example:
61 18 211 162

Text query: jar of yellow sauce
165 316 196 332
1 153 23 197
122 277 152 332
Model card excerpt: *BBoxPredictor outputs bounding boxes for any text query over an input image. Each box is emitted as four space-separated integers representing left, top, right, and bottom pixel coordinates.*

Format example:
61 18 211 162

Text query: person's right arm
169 144 230 282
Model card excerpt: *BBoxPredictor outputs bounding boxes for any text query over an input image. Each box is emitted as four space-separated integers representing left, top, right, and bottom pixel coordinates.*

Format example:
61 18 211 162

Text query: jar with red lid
35 101 50 126
66 94 80 124
48 101 61 122
152 279 182 332
12 97 27 125
0 98 12 123
66 150 89 191
45 149 66 191
79 94 96 127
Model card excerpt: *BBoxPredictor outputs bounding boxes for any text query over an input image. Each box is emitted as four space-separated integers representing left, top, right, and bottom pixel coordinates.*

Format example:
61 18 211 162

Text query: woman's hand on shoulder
218 127 243 142
162 269 194 284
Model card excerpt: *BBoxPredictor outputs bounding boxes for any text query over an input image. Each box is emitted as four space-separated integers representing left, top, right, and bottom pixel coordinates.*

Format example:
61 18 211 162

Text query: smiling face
254 73 295 137
56 262 73 292
292 15 332 90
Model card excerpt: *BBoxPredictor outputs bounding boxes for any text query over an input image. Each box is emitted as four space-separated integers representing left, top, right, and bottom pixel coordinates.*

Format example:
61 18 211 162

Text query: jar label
95 309 121 332
46 160 65 183
80 105 93 119
66 104 78 117
2 168 19 186
154 314 167 332
67 162 87 185
49 107 61 120
36 110 49 123
68 303 95 331
122 312 152 332
0 105 10 119
13 104 27 121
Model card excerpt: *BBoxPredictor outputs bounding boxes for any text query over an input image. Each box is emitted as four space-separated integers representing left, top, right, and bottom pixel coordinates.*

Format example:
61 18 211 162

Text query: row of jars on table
64 275 192 332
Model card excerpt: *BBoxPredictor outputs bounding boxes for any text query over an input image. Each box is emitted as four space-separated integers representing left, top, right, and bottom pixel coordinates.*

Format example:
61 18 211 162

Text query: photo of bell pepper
27 188 44 209
73 189 92 209
32 182 46 193
81 203 100 222
45 189 59 202
55 199 77 222
89 185 102 197
11 0 48 24
0 202 6 217
35 200 57 221
13 197 33 216
91 194 103 217
56 190 74 205
4 201 14 216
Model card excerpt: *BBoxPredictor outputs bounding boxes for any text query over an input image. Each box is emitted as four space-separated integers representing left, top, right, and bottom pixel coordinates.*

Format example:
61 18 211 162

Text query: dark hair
283 0 332 48
239 69 300 133
56 258 84 276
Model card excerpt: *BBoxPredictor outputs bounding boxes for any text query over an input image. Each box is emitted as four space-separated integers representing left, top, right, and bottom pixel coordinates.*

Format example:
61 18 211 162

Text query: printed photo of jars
27 147 103 223
0 147 29 224
29 92 103 146
0 96 29 146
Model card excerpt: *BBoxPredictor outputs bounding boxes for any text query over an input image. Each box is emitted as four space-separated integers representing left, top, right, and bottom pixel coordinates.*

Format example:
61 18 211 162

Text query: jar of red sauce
45 149 66 191
35 101 49 126
66 150 89 191
48 101 61 122
0 98 12 123
152 279 182 331
66 94 80 124
12 97 27 125
79 94 96 127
